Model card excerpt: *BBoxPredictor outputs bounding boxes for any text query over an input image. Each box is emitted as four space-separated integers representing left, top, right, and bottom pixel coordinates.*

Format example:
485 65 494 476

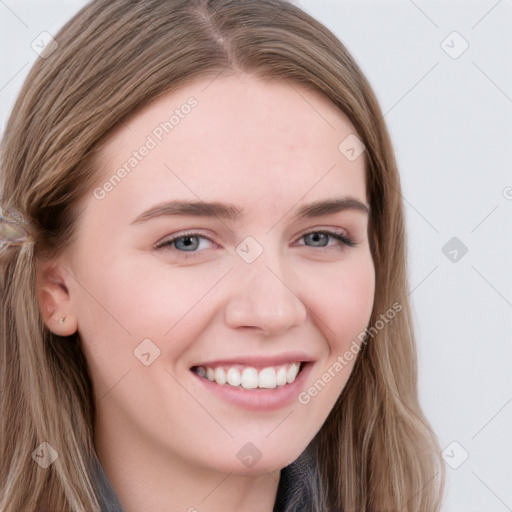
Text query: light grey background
1 1 511 511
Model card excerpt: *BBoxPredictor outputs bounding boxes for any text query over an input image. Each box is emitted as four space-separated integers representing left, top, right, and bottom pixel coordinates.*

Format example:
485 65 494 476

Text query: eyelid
298 228 356 248
153 226 357 255
153 229 217 250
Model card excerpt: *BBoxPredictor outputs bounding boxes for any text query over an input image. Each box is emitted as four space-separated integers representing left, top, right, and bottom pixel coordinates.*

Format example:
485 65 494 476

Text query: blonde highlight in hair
1 1 444 510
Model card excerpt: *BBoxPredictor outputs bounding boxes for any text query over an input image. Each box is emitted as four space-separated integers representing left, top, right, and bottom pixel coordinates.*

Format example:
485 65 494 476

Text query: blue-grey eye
304 232 329 247
173 235 201 251
301 230 355 248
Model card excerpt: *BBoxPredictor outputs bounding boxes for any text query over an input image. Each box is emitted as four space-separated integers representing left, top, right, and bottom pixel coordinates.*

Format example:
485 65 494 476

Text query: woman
0 0 445 510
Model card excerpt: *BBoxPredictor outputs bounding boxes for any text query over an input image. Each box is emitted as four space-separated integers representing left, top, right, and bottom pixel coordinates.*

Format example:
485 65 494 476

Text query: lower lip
191 362 313 411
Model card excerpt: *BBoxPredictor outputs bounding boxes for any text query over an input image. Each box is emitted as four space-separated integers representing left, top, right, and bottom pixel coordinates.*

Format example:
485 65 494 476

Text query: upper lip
191 352 315 369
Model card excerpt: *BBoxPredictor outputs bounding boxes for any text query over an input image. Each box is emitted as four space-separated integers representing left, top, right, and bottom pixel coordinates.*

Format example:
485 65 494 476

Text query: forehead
93 74 366 221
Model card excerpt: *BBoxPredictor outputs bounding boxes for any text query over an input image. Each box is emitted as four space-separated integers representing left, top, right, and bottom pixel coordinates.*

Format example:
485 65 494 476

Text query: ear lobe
35 260 78 336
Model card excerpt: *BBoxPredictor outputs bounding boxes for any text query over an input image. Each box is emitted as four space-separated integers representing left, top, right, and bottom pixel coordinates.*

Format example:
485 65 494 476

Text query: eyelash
154 229 356 259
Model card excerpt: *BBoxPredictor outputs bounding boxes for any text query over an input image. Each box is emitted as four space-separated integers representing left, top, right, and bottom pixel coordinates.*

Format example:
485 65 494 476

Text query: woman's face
42 74 374 475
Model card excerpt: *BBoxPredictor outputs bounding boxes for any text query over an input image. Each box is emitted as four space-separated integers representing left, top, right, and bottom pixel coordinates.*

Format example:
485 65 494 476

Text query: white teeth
276 367 287 386
287 362 300 383
194 362 303 389
214 367 227 385
241 367 259 389
226 367 241 387
258 367 277 389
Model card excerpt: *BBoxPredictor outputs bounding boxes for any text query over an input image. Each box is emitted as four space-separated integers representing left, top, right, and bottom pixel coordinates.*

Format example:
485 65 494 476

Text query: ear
35 258 78 336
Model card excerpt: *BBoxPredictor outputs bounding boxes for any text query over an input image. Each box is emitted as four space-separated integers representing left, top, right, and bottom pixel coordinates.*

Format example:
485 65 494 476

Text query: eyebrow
130 196 370 225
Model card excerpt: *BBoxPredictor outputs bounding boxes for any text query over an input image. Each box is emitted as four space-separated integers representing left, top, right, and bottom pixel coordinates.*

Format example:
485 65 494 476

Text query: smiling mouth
191 362 305 389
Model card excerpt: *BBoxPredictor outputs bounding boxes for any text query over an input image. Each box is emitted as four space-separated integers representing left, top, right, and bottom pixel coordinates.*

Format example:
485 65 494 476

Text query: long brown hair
0 1 445 510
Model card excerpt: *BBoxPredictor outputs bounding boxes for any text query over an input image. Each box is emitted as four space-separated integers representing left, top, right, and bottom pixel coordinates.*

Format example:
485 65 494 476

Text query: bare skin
37 73 375 512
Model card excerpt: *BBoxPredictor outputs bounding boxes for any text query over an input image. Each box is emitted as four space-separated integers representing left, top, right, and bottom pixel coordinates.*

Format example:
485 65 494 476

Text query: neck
92 427 281 512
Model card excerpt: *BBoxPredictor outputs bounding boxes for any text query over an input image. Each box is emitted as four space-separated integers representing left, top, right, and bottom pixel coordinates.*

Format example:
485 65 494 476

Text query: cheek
291 254 374 439
74 253 216 329
70 256 227 369
311 253 375 350
113 260 229 336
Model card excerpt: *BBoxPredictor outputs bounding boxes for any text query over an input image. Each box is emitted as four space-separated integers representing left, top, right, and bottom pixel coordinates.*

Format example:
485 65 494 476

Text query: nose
224 252 307 336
